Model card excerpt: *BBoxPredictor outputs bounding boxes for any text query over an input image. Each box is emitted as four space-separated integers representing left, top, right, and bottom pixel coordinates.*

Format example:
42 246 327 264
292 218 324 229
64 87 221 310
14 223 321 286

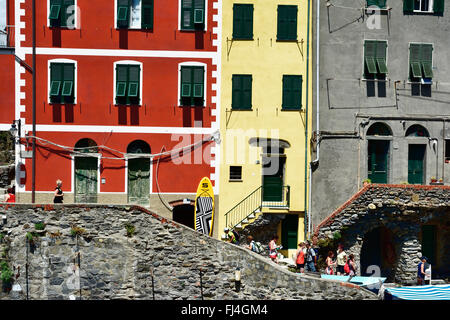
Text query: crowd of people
224 229 358 276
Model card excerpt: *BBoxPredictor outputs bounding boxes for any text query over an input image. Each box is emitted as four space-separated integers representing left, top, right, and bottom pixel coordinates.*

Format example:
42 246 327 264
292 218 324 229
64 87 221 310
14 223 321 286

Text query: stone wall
314 185 450 284
0 164 14 189
0 204 376 300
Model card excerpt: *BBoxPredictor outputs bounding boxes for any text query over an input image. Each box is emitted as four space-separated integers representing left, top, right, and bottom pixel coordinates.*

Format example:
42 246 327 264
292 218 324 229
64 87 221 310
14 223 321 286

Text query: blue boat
384 285 450 300
320 274 387 290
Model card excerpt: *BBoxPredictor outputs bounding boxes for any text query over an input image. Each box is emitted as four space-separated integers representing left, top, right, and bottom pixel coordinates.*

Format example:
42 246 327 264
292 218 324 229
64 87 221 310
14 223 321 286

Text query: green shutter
128 82 139 97
117 0 130 28
116 82 127 97
180 67 192 100
181 0 193 30
232 75 252 110
233 4 253 39
277 6 297 41
61 0 74 27
433 0 445 14
49 4 61 20
141 0 154 29
283 75 302 109
375 41 388 74
403 0 415 13
410 43 433 79
61 81 73 96
367 0 386 8
194 9 204 24
364 40 377 75
421 44 433 78
50 81 61 96
193 67 204 99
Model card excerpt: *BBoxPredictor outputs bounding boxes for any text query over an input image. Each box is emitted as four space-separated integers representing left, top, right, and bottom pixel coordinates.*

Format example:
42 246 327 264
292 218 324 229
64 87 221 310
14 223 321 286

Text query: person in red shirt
4 187 15 203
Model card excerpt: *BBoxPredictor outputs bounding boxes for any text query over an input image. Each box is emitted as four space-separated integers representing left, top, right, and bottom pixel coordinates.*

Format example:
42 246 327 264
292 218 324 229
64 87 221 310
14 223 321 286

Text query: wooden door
75 157 98 203
128 158 150 205
262 157 285 202
408 144 426 185
368 140 389 183
281 214 298 250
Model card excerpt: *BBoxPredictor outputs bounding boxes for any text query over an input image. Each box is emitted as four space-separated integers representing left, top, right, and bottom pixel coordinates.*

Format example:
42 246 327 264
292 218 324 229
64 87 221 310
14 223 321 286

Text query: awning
385 285 450 300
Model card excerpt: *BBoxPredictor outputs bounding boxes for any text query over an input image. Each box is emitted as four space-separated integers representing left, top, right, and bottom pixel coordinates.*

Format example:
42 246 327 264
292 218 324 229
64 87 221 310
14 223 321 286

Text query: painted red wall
19 55 217 128
23 132 215 193
0 54 15 125
20 0 219 51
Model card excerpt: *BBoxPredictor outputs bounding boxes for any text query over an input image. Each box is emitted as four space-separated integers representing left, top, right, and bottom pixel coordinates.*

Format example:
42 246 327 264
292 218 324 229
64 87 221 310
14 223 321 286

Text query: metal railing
224 185 290 230
0 26 14 48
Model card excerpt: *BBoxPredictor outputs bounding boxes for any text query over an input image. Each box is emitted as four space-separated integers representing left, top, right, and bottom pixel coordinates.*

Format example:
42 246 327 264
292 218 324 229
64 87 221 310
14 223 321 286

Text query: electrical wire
20 131 219 161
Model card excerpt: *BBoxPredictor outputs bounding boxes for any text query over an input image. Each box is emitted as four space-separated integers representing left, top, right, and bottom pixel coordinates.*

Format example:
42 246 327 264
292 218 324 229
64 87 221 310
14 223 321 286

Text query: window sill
179 105 206 108
281 107 302 111
229 179 243 182
232 37 254 41
114 104 142 107
276 39 298 42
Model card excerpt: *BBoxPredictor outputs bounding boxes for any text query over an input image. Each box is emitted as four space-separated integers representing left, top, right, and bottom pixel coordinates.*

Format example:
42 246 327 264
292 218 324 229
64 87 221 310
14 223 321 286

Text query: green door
263 157 285 202
75 157 98 203
128 158 150 205
281 214 298 250
368 140 389 183
408 144 426 185
422 225 436 265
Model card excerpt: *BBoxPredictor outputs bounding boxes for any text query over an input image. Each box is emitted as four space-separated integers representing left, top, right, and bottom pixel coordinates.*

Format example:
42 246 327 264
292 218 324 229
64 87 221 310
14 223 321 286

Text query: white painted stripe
210 173 216 181
213 2 219 9
19 67 26 74
23 124 217 135
213 27 219 34
210 160 216 167
211 83 218 91
211 108 217 115
19 34 25 42
19 79 25 86
19 9 25 16
19 92 25 100
19 21 25 28
211 96 217 104
212 40 219 47
213 14 219 22
212 70 218 78
21 47 218 59
210 147 216 154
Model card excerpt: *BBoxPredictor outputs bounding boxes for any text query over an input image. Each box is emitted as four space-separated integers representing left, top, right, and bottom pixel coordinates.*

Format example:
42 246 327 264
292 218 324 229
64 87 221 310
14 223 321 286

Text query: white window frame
178 0 208 31
47 0 79 29
113 60 144 106
48 58 78 104
414 0 434 13
178 61 207 107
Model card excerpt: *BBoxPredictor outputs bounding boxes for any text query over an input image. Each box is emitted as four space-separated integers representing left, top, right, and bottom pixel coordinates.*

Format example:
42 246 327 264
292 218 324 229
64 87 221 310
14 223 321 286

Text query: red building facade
5 0 222 218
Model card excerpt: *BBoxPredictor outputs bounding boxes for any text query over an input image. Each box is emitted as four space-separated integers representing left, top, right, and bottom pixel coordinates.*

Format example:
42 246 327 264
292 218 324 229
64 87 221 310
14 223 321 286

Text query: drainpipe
304 0 311 241
307 0 319 239
31 0 36 203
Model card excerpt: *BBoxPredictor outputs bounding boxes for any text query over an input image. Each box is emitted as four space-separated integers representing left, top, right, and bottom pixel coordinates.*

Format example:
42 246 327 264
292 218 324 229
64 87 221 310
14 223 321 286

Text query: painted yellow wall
217 0 313 248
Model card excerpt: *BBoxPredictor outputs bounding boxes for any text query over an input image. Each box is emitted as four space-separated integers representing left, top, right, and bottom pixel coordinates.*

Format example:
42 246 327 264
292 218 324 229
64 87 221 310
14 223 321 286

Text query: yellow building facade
217 0 313 259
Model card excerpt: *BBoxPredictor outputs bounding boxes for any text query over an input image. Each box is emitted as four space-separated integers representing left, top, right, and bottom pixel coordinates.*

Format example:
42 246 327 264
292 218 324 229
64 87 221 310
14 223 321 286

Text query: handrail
224 185 291 231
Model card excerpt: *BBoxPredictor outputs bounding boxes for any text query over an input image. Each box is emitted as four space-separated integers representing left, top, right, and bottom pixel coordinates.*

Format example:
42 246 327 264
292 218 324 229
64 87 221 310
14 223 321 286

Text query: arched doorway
127 140 151 206
173 204 195 229
367 122 392 184
74 138 98 203
360 226 397 281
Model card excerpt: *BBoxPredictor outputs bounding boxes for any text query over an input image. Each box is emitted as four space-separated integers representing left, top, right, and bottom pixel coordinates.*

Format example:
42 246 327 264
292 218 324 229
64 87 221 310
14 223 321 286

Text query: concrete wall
0 204 376 300
312 0 450 226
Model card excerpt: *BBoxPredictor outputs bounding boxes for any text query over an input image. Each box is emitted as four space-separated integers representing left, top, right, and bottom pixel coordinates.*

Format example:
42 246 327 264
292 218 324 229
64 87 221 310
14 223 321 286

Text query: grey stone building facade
310 0 450 280
312 0 450 224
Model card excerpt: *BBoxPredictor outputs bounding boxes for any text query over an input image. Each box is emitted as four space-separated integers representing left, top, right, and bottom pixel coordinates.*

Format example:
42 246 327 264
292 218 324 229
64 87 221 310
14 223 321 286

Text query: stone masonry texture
0 204 376 300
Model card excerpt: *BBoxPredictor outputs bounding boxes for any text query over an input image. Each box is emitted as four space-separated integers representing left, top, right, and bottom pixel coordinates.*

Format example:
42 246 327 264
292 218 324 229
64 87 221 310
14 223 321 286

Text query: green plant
125 223 135 237
332 231 342 240
363 178 371 184
26 232 35 243
70 226 86 237
34 222 45 230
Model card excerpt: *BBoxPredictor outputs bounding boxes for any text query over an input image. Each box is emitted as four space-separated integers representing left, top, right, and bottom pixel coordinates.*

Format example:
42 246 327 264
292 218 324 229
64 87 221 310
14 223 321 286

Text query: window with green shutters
233 4 254 40
49 0 75 28
404 0 445 14
364 40 388 78
282 75 302 110
117 0 154 29
409 43 433 81
181 0 206 30
115 64 141 105
366 0 387 8
50 63 75 104
180 66 205 106
277 5 298 41
232 75 252 110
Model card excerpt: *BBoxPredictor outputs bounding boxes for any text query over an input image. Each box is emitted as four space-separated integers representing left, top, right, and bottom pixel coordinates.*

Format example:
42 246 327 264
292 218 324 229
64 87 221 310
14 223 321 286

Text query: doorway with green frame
74 139 98 203
127 140 151 206
408 144 426 185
